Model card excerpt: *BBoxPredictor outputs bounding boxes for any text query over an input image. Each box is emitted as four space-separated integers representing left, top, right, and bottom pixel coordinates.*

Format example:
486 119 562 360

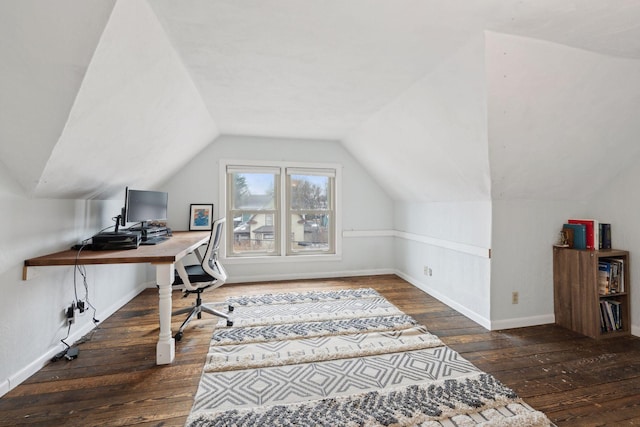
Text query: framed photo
189 204 214 231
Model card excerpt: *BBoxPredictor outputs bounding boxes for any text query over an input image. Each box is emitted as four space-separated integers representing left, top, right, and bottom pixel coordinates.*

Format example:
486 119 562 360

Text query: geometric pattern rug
186 288 552 426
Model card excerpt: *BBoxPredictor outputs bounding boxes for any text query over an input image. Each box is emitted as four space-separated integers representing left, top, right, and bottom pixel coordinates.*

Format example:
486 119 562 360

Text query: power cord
74 245 100 324
51 323 78 361
51 238 103 363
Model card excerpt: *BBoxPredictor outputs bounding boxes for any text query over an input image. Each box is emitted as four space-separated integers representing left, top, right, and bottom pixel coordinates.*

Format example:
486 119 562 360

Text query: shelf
553 246 630 339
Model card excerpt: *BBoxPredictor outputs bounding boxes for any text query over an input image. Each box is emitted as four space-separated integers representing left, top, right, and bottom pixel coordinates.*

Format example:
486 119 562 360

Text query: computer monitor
118 187 168 231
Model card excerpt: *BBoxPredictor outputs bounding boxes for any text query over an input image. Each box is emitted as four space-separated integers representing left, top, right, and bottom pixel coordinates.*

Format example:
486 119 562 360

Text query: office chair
172 218 233 341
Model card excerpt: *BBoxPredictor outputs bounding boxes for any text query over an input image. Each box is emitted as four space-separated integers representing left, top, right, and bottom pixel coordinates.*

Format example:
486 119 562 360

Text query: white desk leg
155 263 175 364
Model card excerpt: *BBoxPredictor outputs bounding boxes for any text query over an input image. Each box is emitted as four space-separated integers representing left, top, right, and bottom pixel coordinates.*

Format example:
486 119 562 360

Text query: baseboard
0 378 8 397
6 319 97 395
631 324 640 338
1 281 149 398
398 271 559 331
396 271 492 330
227 268 396 284
490 314 555 331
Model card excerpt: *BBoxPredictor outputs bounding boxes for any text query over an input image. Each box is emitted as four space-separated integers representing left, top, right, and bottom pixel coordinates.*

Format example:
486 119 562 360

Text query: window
286 168 334 255
224 162 339 258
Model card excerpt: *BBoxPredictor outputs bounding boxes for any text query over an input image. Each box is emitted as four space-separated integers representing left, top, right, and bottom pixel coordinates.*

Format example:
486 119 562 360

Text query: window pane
290 213 330 252
231 173 276 210
290 175 329 210
232 212 278 255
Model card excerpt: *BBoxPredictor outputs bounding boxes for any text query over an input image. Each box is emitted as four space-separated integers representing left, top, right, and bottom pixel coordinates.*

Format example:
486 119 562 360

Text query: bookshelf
553 247 630 339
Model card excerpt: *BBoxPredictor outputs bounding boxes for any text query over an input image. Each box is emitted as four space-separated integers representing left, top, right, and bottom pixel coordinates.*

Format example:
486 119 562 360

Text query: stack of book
600 300 623 332
561 219 611 250
598 258 625 294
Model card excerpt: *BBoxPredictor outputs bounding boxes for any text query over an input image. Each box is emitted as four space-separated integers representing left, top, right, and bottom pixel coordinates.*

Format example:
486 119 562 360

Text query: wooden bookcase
553 247 631 339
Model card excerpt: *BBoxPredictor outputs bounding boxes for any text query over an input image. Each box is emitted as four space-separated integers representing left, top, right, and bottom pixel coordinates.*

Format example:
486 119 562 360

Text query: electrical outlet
512 292 519 304
423 266 433 276
65 302 76 324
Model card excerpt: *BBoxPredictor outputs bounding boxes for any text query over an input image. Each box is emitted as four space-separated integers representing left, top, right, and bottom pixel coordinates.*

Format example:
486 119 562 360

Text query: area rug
186 288 551 426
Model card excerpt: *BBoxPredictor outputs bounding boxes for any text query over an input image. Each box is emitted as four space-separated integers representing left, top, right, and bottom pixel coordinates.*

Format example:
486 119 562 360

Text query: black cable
52 228 110 363
52 323 72 362
60 322 72 350
74 246 100 325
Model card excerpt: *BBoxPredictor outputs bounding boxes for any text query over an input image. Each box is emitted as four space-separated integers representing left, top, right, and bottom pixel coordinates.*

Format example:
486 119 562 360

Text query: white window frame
220 159 342 263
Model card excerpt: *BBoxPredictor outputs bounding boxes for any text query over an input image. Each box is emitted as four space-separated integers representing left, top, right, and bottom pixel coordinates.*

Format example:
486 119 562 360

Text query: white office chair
172 218 233 341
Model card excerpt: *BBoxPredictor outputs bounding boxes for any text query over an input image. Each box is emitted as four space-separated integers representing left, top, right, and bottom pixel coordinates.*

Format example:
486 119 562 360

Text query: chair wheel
228 305 234 312
226 320 233 327
174 331 183 341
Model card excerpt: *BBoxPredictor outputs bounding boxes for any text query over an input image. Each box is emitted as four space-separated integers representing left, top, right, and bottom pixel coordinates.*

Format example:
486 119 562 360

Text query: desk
23 231 210 365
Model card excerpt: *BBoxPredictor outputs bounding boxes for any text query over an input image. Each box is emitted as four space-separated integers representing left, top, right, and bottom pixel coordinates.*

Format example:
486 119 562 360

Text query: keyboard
140 236 170 245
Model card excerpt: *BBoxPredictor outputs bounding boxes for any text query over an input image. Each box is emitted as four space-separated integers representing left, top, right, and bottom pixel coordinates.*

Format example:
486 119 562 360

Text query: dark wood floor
2 275 640 426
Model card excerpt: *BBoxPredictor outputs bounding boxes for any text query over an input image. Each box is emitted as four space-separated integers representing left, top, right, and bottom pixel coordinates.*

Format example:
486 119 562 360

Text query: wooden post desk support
553 247 631 339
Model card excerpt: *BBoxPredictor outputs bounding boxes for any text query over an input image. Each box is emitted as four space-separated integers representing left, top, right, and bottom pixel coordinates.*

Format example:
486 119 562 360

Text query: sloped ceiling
36 0 217 199
1 0 640 201
0 0 116 196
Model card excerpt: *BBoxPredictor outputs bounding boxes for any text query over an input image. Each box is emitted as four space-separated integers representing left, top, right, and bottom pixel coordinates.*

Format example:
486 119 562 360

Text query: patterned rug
186 288 551 426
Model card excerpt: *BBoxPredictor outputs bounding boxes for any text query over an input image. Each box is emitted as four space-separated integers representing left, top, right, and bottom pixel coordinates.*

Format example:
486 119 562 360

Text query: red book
568 219 599 250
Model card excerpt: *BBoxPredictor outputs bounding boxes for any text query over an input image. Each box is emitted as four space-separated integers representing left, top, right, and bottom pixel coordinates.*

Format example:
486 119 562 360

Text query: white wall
344 36 493 327
160 135 395 282
486 33 640 330
394 201 492 327
487 32 640 204
0 162 148 396
490 200 585 328
590 164 640 335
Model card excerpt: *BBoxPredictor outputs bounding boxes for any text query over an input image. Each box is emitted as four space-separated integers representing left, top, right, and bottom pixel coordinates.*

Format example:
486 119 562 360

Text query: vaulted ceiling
1 0 640 201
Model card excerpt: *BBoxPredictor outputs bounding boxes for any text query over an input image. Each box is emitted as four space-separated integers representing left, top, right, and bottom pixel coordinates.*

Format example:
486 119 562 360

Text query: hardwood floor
2 275 640 426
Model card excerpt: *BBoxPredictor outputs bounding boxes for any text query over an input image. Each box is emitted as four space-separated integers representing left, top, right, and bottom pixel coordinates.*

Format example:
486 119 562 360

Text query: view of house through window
226 164 336 257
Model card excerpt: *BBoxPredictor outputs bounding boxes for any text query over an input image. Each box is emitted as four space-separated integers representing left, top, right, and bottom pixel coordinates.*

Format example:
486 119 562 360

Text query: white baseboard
490 314 555 331
226 268 395 284
1 282 148 398
396 270 556 331
396 271 492 330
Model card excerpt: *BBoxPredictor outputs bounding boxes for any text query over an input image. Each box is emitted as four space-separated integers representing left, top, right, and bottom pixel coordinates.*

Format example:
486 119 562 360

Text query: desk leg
155 263 175 364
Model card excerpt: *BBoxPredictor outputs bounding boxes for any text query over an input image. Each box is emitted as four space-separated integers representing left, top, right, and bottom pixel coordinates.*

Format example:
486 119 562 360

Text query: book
602 257 624 293
568 219 599 250
600 300 622 331
598 261 611 294
563 223 587 250
609 300 622 330
600 223 611 249
600 301 613 331
600 299 623 332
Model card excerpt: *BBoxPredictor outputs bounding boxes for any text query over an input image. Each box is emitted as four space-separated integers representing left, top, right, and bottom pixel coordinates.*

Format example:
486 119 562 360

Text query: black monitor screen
125 189 168 223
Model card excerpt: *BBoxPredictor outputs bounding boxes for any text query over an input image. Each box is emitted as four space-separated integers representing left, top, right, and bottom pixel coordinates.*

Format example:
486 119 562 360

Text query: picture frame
189 204 214 231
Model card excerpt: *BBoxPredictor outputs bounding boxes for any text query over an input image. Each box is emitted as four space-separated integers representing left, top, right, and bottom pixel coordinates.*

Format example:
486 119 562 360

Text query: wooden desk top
24 231 210 272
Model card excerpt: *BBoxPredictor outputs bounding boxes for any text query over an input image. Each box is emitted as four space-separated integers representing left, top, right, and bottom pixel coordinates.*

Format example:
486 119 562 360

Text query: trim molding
490 314 556 331
394 231 490 258
343 229 490 258
396 270 557 331
227 268 395 284
396 270 492 330
1 282 149 398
